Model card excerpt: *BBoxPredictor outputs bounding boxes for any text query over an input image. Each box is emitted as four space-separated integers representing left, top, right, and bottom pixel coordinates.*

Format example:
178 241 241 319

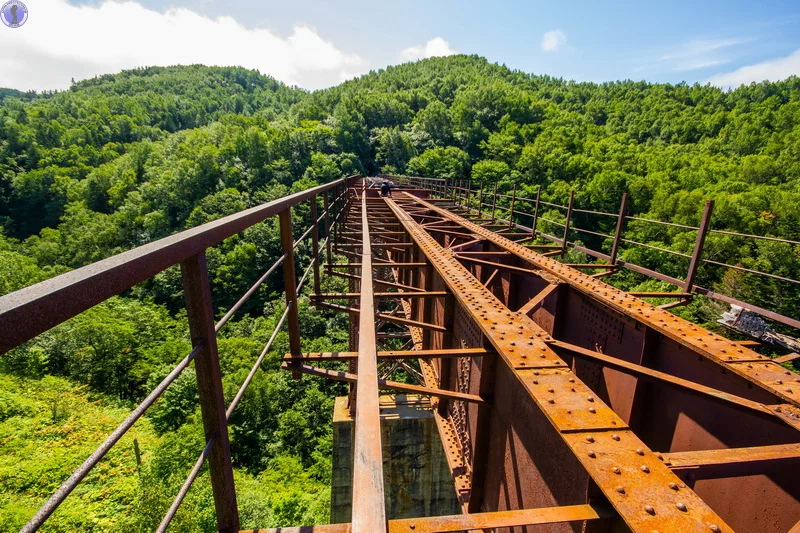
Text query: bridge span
2 175 799 533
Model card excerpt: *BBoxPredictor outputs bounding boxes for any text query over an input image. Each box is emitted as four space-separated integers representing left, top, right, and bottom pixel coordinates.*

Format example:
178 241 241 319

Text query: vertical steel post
323 190 332 274
443 178 449 201
333 184 339 254
684 200 714 293
509 183 517 229
477 185 484 217
279 209 302 360
561 190 574 256
531 185 541 239
310 194 321 295
180 253 239 532
491 182 498 222
610 192 629 266
467 353 497 513
466 180 472 213
436 293 456 416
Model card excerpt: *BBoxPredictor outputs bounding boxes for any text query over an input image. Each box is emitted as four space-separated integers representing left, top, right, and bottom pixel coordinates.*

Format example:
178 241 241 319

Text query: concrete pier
331 394 460 522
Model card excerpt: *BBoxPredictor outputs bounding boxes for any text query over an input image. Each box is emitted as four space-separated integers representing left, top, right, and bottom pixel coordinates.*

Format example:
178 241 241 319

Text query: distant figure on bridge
380 181 392 198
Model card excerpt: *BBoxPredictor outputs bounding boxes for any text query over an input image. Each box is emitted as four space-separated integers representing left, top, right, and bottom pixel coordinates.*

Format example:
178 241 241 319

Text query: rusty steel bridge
2 175 799 533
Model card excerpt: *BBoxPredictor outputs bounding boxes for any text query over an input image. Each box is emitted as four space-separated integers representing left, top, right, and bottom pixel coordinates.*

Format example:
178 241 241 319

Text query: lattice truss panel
285 181 800 533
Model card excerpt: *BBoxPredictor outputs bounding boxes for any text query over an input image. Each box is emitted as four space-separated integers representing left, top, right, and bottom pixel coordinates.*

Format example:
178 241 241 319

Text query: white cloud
656 37 751 72
0 0 367 91
400 37 456 62
540 30 566 52
708 49 800 88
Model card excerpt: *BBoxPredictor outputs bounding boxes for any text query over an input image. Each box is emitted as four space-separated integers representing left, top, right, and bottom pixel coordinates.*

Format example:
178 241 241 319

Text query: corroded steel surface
18 174 799 533
400 193 800 408
373 189 800 533
249 503 614 533
349 192 387 533
384 195 734 532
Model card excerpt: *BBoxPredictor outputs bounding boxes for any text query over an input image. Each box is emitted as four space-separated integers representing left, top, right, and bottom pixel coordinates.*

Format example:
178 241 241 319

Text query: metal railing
398 175 799 331
0 175 358 533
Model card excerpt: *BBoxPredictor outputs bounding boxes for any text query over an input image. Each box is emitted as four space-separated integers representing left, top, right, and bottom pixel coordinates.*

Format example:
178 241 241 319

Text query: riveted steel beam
397 193 800 410
661 443 800 475
282 363 484 403
249 502 616 533
282 348 493 361
384 195 732 533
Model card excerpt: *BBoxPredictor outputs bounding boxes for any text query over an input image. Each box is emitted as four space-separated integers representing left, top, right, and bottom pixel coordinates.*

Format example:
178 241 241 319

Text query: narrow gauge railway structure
1 176 799 533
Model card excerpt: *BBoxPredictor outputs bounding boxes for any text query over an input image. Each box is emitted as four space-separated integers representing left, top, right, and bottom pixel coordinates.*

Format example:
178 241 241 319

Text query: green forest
1 56 799 531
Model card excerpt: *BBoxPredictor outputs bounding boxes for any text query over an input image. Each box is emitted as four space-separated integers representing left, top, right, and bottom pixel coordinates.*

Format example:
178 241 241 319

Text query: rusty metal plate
400 193 797 410
729 362 800 397
518 368 627 432
563 431 733 532
769 404 800 431
385 196 732 533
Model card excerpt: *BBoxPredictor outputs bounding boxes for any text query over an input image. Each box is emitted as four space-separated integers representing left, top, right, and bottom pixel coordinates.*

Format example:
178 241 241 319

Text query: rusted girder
660 443 800 475
330 271 426 292
776 353 800 364
282 363 484 403
350 191 386 533
548 340 794 425
312 301 448 332
312 291 447 299
282 347 493 361
399 193 800 409
518 283 560 316
324 262 428 269
248 502 615 533
385 195 733 533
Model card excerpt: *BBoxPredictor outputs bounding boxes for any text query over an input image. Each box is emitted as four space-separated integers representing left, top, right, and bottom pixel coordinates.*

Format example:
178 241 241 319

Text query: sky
1 0 800 92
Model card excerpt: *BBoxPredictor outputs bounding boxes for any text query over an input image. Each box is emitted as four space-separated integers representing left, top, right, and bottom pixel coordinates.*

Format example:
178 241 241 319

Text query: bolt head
645 505 655 515
676 502 688 512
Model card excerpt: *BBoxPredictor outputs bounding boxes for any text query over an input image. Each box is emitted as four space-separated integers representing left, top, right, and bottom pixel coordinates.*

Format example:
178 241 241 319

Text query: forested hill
0 56 799 531
0 65 305 235
2 55 799 316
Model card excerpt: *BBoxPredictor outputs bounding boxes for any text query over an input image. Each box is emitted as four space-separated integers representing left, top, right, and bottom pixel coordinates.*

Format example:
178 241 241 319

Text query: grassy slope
0 373 157 531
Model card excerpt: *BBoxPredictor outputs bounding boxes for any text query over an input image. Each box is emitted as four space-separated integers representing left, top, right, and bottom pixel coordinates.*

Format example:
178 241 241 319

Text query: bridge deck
288 180 800 533
4 175 799 533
